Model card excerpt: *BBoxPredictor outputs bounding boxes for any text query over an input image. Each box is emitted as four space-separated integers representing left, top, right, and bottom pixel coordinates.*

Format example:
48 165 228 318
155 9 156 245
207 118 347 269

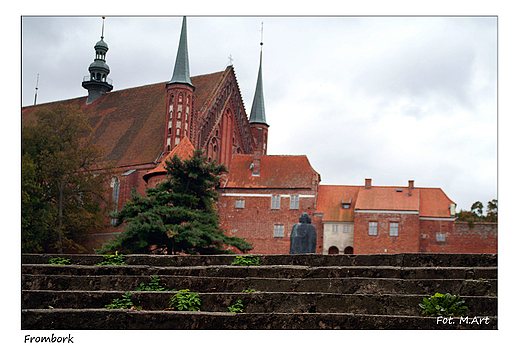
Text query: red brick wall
217 188 322 255
419 220 497 253
354 212 420 254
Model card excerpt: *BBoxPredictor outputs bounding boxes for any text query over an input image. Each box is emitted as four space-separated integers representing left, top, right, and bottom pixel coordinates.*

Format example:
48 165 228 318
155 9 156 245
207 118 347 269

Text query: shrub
96 253 126 266
169 289 201 311
419 293 468 317
228 299 244 313
49 257 71 265
105 292 140 310
135 275 176 292
231 255 260 266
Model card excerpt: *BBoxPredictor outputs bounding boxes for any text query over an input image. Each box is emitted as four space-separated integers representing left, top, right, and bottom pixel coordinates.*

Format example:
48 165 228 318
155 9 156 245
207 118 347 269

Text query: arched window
344 246 354 254
110 177 120 225
328 246 339 255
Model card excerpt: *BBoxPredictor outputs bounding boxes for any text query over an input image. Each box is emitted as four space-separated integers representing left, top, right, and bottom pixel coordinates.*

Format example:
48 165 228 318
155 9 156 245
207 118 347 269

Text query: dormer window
341 198 352 209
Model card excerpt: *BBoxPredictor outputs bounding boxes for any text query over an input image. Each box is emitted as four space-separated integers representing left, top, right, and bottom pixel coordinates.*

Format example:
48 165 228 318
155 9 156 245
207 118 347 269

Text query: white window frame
290 195 300 209
389 222 399 236
343 225 349 233
368 221 378 236
332 225 338 233
274 224 284 238
271 195 281 210
235 199 245 209
436 233 446 242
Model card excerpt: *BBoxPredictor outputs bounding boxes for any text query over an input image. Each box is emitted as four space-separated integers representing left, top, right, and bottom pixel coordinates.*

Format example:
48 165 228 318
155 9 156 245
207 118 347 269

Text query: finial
101 16 105 39
228 54 234 66
260 22 264 49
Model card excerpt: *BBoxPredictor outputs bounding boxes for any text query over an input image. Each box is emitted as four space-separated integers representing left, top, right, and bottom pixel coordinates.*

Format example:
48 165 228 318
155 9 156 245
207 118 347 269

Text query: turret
82 17 113 104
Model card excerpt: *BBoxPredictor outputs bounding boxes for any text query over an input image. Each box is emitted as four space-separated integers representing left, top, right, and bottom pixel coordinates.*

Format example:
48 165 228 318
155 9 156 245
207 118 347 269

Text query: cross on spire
228 54 234 66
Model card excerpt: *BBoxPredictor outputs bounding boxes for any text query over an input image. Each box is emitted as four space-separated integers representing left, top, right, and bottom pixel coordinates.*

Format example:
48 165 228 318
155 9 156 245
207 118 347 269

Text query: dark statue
289 212 317 254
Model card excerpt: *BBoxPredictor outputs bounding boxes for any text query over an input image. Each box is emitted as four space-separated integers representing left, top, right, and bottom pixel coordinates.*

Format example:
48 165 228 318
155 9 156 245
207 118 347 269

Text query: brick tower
164 16 196 155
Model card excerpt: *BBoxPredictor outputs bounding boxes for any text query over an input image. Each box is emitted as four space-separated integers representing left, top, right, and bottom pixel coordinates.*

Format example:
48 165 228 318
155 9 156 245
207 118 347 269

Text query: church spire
249 23 269 155
82 17 113 104
168 16 193 88
249 23 267 126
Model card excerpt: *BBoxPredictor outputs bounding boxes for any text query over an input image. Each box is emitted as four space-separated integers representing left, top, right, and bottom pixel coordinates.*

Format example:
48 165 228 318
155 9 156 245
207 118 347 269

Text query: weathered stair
22 253 497 330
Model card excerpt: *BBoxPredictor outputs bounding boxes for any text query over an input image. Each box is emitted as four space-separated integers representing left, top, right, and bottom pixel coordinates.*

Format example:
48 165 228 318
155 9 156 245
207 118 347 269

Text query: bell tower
164 16 195 154
82 17 113 104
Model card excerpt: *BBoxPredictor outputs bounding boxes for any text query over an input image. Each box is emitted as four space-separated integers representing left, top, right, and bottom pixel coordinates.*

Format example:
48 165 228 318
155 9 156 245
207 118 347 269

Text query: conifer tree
99 149 253 255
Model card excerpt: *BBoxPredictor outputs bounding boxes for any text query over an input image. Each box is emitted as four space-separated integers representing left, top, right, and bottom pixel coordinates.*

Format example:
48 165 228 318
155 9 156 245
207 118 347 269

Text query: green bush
228 299 244 313
135 275 176 292
96 253 126 266
169 289 201 311
231 255 260 266
419 293 468 317
49 257 71 265
105 292 140 310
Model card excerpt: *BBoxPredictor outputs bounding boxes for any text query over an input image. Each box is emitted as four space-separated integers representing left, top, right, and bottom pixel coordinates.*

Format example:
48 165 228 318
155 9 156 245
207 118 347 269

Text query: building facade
21 17 496 255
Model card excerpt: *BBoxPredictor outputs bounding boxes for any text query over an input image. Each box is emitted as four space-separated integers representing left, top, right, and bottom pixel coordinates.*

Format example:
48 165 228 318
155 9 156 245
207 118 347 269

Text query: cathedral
22 17 496 255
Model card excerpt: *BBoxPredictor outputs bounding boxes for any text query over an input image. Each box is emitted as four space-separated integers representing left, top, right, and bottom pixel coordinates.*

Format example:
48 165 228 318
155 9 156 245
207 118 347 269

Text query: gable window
271 195 281 209
274 224 284 238
290 195 300 209
389 222 399 236
235 199 245 209
436 233 446 242
368 222 378 236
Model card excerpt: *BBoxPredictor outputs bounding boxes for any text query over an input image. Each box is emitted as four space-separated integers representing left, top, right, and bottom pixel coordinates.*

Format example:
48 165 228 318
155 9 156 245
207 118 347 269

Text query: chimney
407 180 414 197
251 150 261 177
364 178 372 189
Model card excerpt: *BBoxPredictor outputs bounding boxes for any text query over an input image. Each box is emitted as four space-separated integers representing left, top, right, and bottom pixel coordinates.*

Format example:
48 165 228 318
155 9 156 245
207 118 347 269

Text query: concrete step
22 290 497 317
21 309 497 330
22 253 498 268
21 264 498 280
21 274 497 296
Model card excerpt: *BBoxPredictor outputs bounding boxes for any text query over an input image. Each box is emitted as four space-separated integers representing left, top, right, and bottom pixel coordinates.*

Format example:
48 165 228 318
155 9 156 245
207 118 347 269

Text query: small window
332 225 338 233
235 199 245 209
271 195 281 210
290 195 300 210
274 224 284 238
343 225 349 233
390 222 399 236
369 222 378 236
436 233 446 242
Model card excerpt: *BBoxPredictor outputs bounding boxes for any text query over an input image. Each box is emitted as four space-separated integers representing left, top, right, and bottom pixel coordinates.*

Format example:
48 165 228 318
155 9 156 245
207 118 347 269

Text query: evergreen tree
98 149 253 255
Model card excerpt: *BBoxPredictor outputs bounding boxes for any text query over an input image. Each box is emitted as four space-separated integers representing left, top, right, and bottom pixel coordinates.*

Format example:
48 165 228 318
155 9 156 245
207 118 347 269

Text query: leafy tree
98 149 253 255
22 105 112 253
456 199 498 227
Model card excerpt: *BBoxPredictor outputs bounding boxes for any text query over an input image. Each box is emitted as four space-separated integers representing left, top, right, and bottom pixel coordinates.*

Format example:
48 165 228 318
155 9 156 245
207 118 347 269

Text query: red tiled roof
418 187 455 218
223 154 320 189
356 187 420 211
315 185 361 222
143 137 196 181
316 184 455 221
21 71 226 168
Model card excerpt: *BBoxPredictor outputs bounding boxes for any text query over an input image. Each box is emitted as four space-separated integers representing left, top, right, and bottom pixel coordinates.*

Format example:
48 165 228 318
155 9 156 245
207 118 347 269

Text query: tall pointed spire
249 23 267 125
169 16 193 88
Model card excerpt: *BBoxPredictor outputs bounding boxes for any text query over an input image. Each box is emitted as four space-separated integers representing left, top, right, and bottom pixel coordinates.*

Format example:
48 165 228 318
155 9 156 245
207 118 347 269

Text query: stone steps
22 275 496 296
21 253 498 330
21 309 497 330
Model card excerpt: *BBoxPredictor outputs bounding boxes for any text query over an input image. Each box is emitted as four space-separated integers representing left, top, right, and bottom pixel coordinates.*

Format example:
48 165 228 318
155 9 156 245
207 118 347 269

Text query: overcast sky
21 15 498 212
